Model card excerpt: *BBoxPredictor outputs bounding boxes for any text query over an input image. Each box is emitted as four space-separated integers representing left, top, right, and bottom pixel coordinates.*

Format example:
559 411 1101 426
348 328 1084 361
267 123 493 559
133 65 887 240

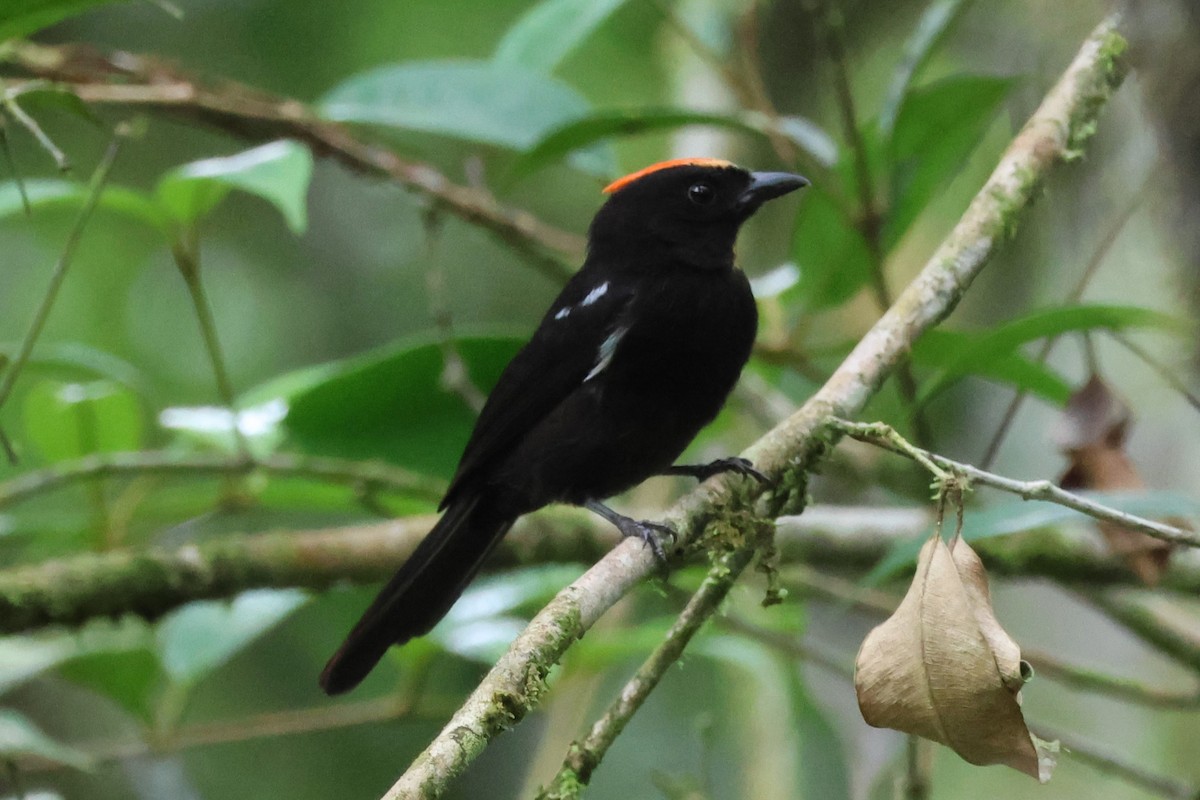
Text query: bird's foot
585 500 674 564
664 457 771 485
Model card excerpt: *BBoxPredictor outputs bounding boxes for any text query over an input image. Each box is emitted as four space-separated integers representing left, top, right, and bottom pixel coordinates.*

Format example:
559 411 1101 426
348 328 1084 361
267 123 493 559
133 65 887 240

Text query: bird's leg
660 456 770 484
585 500 674 563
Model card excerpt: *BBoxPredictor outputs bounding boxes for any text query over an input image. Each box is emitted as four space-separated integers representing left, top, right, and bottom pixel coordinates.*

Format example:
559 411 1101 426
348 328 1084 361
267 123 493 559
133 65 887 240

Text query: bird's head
587 158 808 271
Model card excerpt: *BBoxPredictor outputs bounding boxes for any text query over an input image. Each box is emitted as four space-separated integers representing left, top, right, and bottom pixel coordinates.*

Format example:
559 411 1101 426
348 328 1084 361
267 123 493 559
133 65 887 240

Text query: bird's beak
738 172 810 212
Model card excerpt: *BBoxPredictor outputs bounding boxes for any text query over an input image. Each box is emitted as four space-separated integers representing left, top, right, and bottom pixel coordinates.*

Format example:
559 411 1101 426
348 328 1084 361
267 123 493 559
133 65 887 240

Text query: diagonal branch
538 545 759 798
383 14 1130 798
1 42 583 283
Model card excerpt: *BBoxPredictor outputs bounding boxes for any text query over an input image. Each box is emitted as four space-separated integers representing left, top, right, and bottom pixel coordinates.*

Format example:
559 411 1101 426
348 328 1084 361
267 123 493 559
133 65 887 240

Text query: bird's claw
695 457 771 485
613 517 674 563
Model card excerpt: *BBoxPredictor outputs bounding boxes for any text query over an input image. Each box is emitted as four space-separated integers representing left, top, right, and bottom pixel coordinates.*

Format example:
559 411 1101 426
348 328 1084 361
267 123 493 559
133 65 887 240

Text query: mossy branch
4 502 1199 635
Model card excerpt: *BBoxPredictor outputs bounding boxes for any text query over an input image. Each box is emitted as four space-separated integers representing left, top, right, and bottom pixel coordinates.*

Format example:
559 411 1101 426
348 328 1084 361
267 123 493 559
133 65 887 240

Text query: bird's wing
441 271 632 508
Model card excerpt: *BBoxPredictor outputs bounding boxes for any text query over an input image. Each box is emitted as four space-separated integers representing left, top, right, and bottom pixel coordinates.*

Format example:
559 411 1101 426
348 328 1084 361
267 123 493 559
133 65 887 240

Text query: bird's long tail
319 494 513 695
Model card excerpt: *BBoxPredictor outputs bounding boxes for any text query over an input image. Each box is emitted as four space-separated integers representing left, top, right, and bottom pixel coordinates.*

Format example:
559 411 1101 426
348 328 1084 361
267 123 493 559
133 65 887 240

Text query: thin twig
1 83 70 171
829 418 1200 548
0 134 121 411
903 736 933 800
424 210 487 414
0 449 444 510
979 179 1150 468
1083 591 1200 672
813 0 887 306
0 122 31 217
1108 331 1200 414
713 612 855 677
537 547 758 798
651 0 842 201
382 16 1130 796
809 0 931 445
18 692 450 774
3 42 581 283
170 240 251 457
1026 650 1200 709
1031 724 1199 800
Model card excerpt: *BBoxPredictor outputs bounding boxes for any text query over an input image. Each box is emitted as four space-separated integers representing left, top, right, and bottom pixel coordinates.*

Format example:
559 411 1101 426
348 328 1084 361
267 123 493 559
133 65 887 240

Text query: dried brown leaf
1056 373 1176 584
855 535 1057 782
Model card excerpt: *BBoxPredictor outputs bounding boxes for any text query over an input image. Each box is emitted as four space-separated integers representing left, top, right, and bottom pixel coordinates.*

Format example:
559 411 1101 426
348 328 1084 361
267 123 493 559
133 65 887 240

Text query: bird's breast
603 268 757 407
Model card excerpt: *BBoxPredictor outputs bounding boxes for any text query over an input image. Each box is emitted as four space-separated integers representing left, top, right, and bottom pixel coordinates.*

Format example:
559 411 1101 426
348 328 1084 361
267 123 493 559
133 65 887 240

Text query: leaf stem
1 86 69 171
0 135 121 413
169 237 251 457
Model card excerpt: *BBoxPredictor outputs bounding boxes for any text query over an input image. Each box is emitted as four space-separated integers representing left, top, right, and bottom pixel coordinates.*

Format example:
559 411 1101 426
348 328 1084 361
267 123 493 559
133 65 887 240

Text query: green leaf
57 648 161 722
912 330 1072 406
0 709 93 770
155 140 313 233
319 60 614 175
787 185 873 309
878 0 973 134
917 305 1184 405
0 178 165 228
0 0 134 41
283 334 525 479
866 490 1200 583
0 342 150 398
156 589 308 686
885 75 1014 248
21 379 143 462
512 108 836 182
494 0 629 72
0 636 77 695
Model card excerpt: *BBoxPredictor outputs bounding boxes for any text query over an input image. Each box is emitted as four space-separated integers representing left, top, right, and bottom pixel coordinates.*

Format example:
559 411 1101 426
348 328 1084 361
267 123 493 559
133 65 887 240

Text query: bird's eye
687 182 715 206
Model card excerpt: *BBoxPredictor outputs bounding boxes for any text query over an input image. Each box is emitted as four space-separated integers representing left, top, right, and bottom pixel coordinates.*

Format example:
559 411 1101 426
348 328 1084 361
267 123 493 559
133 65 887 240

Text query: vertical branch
1108 331 1200 414
809 0 930 443
537 546 758 799
169 235 251 457
902 736 933 800
813 0 888 307
0 135 123 412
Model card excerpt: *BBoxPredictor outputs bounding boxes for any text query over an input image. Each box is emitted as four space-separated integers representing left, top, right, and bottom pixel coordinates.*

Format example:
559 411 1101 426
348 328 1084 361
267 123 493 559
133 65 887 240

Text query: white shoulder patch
585 324 627 382
554 307 571 320
581 282 609 307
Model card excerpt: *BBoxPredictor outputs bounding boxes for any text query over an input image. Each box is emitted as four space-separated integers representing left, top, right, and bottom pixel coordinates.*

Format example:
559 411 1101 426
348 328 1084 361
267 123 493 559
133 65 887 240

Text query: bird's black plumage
320 160 807 695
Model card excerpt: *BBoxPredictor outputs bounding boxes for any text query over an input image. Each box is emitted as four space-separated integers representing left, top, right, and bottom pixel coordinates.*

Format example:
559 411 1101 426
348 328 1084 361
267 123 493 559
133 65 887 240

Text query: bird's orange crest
602 157 734 194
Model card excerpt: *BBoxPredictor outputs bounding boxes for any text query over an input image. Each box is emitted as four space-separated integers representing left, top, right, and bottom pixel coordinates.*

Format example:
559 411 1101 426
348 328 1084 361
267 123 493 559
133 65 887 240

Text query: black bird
320 158 807 694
